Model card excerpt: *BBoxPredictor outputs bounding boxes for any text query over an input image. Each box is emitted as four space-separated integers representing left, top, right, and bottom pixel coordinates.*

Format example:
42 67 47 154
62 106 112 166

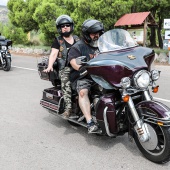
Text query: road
0 55 170 170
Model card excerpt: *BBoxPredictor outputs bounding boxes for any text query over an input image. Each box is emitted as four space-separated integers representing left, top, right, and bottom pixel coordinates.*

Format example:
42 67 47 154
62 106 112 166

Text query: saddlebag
37 56 49 80
42 87 62 104
40 87 64 113
37 57 60 84
38 62 49 80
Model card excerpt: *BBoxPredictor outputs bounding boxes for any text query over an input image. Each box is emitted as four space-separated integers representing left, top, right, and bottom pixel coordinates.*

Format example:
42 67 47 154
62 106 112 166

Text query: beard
89 40 98 47
61 31 72 37
89 35 99 47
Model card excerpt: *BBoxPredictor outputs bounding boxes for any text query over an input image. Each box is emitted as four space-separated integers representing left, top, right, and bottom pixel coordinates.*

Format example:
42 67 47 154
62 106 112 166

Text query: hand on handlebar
43 66 53 73
79 66 88 77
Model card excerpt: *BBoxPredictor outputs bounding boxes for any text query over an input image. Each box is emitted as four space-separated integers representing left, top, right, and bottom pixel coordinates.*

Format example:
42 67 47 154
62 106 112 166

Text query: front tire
3 57 11 71
134 123 170 164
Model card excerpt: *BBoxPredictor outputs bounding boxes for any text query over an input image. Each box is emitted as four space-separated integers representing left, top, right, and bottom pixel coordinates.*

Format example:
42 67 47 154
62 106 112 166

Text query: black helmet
56 15 74 37
82 19 104 43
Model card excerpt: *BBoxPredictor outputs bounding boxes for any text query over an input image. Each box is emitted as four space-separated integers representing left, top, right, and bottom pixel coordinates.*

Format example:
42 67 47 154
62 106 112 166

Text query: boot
62 109 72 119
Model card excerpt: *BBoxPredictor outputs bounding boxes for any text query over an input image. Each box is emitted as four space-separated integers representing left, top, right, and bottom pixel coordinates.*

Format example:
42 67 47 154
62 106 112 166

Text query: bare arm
44 48 59 72
70 58 81 71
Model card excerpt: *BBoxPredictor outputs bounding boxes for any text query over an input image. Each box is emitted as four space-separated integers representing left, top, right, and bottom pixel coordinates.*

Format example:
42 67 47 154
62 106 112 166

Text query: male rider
68 19 104 133
44 15 79 118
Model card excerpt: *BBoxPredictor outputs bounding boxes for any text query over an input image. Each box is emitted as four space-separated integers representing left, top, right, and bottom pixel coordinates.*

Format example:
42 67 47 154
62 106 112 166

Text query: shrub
2 23 28 45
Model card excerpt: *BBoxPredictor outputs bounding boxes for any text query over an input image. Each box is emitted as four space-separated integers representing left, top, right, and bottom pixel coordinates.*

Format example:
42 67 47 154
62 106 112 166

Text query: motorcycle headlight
134 70 150 89
121 77 131 88
151 70 160 81
1 46 7 50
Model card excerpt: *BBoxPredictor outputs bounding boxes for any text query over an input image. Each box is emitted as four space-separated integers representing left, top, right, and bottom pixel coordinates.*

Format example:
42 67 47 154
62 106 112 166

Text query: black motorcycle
0 36 12 71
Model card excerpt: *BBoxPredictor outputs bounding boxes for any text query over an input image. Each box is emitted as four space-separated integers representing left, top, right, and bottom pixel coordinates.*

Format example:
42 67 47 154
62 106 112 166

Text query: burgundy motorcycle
38 29 170 164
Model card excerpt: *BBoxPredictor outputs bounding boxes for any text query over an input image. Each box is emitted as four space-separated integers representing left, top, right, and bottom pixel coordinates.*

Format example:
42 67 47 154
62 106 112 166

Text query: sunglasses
90 32 100 36
61 24 71 28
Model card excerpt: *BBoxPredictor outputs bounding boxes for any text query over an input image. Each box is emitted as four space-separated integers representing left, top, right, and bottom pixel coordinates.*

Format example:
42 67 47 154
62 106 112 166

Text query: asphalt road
0 55 170 170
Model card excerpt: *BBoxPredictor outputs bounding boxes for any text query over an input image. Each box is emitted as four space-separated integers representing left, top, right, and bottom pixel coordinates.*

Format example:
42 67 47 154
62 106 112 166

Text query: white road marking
12 65 37 71
153 97 170 103
11 65 170 103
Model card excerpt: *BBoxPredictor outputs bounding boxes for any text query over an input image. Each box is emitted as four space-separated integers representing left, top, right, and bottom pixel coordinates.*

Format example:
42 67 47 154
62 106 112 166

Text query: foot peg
78 115 85 122
88 129 102 134
69 114 79 119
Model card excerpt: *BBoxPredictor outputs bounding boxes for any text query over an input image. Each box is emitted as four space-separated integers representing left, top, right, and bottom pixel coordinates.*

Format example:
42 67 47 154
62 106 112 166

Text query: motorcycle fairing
88 46 154 70
0 39 12 47
88 65 133 88
86 46 154 88
136 100 170 126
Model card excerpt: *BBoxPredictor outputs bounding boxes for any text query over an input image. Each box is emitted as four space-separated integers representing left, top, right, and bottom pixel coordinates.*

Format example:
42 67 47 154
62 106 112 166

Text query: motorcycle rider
68 19 104 133
44 14 79 118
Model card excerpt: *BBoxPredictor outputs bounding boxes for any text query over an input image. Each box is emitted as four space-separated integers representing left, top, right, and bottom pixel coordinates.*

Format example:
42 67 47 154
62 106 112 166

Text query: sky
0 0 8 6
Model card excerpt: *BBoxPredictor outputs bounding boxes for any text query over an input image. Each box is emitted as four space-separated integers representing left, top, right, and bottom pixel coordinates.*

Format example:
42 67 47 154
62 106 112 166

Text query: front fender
136 100 170 126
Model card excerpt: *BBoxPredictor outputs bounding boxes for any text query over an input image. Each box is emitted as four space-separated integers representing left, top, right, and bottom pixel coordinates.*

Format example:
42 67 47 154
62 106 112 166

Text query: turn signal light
157 121 163 126
152 86 159 93
122 95 130 102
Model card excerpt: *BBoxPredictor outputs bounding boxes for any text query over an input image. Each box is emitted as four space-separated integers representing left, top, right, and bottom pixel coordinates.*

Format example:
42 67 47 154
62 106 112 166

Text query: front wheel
3 57 11 71
134 123 170 164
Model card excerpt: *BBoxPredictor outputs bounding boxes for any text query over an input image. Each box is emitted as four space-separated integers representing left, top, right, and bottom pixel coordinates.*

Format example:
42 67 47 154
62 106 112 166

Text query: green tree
32 0 61 44
66 0 133 34
7 0 134 44
7 0 40 32
131 0 170 48
7 0 170 48
32 0 74 44
2 22 28 44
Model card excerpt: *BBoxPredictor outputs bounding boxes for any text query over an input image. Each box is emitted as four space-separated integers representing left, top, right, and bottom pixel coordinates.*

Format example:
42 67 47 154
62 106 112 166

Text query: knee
79 90 84 97
79 89 88 97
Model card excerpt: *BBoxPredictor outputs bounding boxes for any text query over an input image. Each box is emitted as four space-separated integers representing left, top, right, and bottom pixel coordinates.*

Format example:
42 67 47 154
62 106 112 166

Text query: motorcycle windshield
98 29 138 53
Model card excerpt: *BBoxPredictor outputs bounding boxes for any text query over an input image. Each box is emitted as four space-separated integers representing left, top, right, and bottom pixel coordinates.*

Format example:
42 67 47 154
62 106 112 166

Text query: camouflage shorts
59 67 72 110
76 78 93 93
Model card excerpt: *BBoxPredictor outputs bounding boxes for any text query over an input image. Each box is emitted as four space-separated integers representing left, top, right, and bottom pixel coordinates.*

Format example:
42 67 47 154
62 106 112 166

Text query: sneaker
88 124 99 133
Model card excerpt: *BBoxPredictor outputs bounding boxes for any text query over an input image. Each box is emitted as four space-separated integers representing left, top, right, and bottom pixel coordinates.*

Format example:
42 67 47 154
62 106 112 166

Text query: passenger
44 14 79 118
68 19 104 133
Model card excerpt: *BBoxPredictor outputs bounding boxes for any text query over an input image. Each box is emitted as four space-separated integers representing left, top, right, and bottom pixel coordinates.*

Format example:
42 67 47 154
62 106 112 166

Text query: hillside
0 5 9 24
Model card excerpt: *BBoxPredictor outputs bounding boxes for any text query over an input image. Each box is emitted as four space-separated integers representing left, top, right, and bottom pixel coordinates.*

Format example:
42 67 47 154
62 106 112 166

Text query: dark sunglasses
60 24 71 28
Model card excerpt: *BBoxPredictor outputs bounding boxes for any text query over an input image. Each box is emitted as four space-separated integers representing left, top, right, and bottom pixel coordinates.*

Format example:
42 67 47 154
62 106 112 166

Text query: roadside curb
11 51 45 58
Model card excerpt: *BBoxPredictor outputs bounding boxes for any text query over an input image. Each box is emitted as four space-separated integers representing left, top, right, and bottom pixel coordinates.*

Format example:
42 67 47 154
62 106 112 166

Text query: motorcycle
0 36 12 71
38 29 170 164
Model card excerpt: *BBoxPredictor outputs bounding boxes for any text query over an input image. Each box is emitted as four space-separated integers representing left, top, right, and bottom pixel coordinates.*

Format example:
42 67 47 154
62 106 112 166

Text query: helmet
82 19 104 44
56 15 74 37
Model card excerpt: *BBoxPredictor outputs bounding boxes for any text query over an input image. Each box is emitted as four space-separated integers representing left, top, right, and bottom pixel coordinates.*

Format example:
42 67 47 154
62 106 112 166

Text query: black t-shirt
68 40 98 82
68 40 98 64
67 46 81 64
51 38 76 50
